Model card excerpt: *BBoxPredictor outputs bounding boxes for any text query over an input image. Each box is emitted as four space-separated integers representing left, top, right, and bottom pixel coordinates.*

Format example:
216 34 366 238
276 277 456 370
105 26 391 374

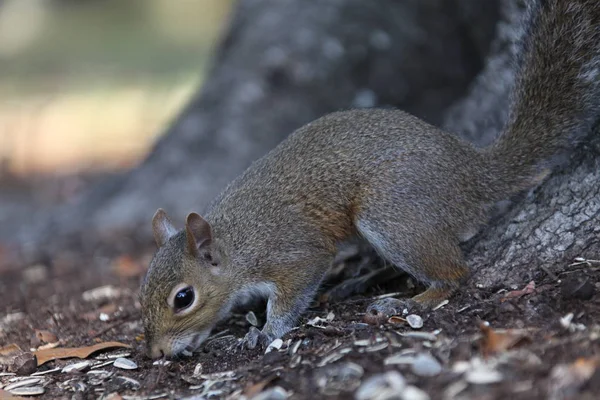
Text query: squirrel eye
173 286 195 311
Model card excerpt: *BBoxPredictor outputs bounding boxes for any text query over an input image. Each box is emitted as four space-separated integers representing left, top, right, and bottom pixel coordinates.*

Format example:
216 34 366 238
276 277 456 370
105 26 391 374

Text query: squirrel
140 0 600 359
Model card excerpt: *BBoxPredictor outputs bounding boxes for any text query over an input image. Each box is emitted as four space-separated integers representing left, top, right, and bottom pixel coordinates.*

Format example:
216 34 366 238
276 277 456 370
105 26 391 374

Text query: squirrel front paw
241 326 276 350
364 297 422 325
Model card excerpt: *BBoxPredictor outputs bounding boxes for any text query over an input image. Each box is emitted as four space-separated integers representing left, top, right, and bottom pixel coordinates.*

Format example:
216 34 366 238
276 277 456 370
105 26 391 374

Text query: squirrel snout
148 343 166 360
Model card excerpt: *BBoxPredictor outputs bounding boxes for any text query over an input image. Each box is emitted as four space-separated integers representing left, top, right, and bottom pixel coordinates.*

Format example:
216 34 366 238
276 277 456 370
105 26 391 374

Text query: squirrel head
140 209 229 359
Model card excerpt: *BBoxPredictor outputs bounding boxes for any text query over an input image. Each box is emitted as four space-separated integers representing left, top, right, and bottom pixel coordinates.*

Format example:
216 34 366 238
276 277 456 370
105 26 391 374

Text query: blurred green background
0 0 233 175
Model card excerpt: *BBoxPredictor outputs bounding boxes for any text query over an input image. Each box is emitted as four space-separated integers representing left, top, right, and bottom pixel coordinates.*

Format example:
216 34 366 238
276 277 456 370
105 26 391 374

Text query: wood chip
34 341 130 366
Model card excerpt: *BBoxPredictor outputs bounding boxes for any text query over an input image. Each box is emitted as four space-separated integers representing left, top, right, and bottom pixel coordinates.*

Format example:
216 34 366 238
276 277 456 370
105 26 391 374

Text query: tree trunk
20 0 500 257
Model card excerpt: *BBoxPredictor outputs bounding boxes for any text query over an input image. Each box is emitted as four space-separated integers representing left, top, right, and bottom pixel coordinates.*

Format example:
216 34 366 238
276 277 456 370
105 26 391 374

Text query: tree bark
19 0 500 256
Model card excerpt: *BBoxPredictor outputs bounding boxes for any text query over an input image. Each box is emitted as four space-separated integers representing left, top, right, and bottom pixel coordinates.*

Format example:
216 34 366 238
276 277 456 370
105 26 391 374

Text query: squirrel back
140 0 600 358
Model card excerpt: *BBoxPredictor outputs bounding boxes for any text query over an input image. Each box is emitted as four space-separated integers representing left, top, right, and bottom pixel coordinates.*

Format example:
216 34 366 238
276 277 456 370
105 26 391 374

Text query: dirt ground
1 237 600 400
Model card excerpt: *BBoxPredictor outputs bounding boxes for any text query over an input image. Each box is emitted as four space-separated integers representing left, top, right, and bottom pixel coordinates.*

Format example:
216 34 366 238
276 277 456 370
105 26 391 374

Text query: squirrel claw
241 326 274 350
364 297 422 325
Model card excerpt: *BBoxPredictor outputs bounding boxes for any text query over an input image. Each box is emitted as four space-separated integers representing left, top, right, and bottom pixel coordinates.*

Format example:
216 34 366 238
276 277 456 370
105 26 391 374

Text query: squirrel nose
148 343 166 360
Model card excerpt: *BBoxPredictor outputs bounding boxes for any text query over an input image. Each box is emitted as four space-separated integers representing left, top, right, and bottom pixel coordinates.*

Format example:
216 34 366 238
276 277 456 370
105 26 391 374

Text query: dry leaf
479 323 531 357
34 341 130 366
501 281 536 301
0 344 22 357
0 389 27 400
0 344 24 366
33 330 58 345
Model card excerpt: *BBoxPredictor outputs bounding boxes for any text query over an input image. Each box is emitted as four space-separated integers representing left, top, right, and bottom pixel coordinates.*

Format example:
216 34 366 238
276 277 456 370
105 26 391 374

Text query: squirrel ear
185 212 212 256
152 208 177 247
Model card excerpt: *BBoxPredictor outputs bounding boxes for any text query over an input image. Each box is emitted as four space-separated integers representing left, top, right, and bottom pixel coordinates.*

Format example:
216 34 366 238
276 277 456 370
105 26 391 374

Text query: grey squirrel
140 0 600 358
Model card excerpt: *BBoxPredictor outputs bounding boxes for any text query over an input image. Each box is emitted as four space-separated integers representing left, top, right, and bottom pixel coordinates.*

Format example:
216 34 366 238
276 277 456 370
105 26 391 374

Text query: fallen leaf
34 341 130 366
501 281 535 301
479 323 531 357
33 330 58 345
0 389 27 400
0 344 24 366
0 343 22 357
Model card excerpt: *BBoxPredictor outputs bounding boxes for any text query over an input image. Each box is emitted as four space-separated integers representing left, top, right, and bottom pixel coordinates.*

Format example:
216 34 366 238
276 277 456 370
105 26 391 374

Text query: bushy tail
489 0 600 196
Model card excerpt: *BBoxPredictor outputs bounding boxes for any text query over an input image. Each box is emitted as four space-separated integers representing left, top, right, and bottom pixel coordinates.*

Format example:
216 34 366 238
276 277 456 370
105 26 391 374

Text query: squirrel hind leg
356 217 469 308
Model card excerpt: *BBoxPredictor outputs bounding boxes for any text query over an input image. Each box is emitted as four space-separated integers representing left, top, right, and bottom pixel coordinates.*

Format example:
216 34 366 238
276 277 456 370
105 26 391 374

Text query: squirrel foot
241 326 275 350
364 287 454 324
364 297 422 325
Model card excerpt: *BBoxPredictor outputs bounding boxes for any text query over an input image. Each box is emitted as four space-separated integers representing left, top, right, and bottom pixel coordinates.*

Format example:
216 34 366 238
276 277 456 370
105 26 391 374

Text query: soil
0 174 599 400
1 242 599 400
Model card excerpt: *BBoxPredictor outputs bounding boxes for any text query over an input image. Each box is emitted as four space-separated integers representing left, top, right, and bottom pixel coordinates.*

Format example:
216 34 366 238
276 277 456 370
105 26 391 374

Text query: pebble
561 275 595 300
8 386 45 396
406 315 423 329
62 360 92 373
411 354 442 377
113 357 138 370
246 311 259 326
9 352 37 376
